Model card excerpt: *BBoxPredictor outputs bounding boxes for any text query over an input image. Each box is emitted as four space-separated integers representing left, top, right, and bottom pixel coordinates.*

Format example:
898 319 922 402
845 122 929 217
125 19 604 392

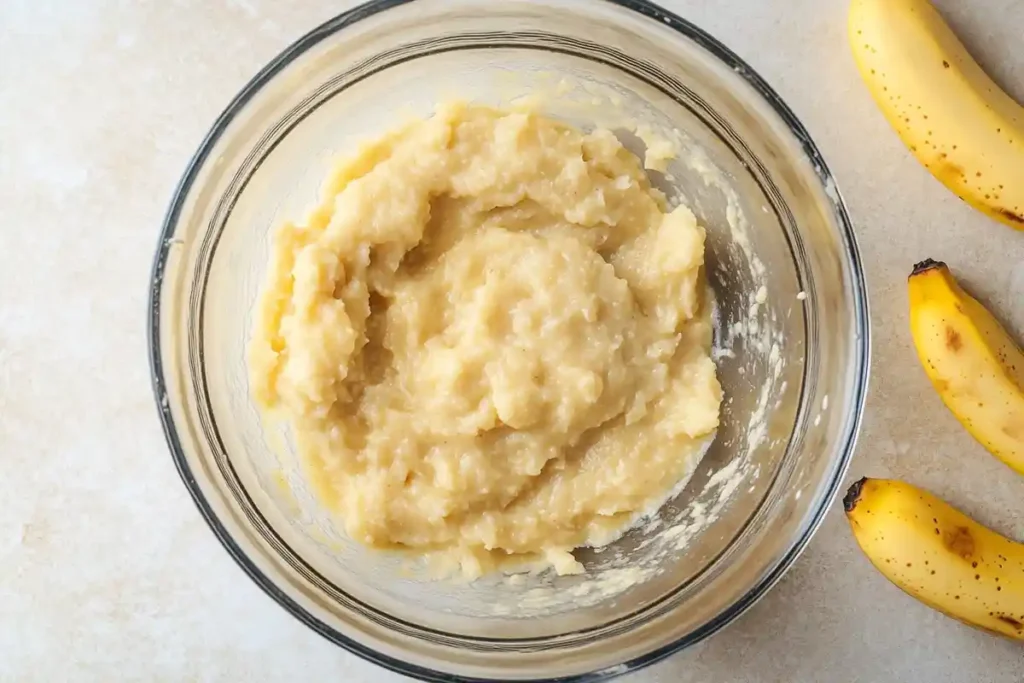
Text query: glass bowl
148 0 869 680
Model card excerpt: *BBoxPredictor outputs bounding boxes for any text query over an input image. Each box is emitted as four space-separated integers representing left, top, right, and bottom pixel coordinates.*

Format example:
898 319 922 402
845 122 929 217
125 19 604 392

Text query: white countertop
3 0 1024 681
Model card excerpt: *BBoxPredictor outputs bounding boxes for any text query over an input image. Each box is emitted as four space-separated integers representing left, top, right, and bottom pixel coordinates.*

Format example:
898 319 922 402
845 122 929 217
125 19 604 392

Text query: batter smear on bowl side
249 102 722 577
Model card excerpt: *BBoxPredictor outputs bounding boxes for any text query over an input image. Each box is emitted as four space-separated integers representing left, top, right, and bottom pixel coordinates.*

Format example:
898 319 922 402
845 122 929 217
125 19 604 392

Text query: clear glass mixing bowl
148 0 870 679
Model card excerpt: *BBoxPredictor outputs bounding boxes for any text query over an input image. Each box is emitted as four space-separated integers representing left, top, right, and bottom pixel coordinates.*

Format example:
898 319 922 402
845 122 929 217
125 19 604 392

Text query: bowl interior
154 1 866 679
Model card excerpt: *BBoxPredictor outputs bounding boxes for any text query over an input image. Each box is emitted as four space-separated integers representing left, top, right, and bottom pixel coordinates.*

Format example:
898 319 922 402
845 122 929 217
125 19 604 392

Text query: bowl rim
147 0 871 680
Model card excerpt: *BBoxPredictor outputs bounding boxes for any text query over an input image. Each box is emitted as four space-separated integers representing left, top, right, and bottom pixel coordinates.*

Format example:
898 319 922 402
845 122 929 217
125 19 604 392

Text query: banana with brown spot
849 0 1024 229
844 477 1024 639
908 259 1024 474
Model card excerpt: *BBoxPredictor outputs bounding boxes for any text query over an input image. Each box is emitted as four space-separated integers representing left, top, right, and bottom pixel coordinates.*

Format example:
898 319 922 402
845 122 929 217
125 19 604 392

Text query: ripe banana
844 477 1024 639
908 259 1024 473
848 0 1024 230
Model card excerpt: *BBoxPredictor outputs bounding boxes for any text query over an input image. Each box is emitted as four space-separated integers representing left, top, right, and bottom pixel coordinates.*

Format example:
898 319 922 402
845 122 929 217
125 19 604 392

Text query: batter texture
249 103 722 576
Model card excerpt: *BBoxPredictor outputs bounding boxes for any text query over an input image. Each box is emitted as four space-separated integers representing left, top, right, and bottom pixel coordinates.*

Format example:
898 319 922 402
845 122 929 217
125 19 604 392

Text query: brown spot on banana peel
996 615 1024 631
945 327 963 352
934 160 965 185
995 208 1024 225
943 526 976 560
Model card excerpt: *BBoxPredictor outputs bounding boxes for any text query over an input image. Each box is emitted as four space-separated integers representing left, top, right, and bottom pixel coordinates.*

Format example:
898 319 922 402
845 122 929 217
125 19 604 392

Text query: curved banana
844 477 1024 639
849 0 1024 229
908 259 1024 473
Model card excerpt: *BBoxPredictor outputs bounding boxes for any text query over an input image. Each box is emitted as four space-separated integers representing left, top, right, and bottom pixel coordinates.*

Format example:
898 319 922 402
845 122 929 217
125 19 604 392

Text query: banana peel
844 477 1024 640
849 0 1024 229
908 259 1024 474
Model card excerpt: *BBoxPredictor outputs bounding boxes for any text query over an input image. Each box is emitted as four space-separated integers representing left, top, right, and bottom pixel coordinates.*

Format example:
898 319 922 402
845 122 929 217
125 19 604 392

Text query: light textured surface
1 0 1023 681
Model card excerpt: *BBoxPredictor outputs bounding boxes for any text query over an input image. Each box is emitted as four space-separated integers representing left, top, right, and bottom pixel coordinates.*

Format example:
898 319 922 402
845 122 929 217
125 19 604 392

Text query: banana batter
249 103 722 576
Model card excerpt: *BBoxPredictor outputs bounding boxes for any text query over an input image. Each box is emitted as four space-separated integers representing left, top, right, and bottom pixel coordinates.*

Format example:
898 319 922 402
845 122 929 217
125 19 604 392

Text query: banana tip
843 477 868 513
910 259 945 277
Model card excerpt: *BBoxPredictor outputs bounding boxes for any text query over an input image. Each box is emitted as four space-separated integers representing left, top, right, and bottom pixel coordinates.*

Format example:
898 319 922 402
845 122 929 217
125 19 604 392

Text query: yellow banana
908 259 1024 473
844 477 1024 639
848 0 1024 229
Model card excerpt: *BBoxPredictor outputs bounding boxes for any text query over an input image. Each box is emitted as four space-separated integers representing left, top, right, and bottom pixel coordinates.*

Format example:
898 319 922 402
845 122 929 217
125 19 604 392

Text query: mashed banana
249 103 722 576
